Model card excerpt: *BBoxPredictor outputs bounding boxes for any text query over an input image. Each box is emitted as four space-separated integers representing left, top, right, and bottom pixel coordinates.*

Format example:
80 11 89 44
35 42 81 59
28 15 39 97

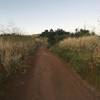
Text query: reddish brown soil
1 46 100 100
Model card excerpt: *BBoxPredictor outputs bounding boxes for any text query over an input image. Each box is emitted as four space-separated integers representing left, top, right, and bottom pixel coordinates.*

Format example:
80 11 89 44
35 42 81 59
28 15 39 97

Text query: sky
0 0 100 34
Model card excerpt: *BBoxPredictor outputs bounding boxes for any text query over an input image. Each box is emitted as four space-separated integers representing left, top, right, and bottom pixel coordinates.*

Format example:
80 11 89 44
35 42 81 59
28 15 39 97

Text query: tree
40 29 71 46
74 28 91 37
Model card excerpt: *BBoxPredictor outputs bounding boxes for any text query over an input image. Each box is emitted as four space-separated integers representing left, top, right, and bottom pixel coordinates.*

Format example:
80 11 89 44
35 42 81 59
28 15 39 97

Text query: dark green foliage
40 29 70 46
40 28 95 46
74 28 91 37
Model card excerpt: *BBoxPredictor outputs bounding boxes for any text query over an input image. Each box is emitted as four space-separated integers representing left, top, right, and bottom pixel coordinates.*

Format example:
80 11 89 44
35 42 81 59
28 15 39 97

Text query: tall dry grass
59 36 100 63
0 36 36 74
59 36 99 50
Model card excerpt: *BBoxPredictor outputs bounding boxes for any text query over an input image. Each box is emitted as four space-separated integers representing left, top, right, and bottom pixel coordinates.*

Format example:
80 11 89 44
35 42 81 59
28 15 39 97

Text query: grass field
51 36 100 91
0 34 38 80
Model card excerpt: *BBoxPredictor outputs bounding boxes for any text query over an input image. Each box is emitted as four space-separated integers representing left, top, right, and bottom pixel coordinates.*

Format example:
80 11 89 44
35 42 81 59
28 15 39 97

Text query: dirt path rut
2 46 100 100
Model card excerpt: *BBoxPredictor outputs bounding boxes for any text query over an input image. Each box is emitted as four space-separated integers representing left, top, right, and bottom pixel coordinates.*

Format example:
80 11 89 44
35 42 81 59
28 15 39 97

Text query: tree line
40 28 95 46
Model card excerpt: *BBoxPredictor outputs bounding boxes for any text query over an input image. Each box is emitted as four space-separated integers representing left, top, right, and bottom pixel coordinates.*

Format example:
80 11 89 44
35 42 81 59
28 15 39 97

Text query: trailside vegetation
40 28 95 46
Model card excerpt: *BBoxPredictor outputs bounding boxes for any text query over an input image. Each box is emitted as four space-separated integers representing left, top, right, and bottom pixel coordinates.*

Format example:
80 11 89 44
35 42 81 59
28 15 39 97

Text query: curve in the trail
2 46 100 100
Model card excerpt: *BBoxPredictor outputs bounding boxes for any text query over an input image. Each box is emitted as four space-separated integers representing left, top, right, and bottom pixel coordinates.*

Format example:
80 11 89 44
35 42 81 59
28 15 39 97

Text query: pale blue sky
0 0 100 34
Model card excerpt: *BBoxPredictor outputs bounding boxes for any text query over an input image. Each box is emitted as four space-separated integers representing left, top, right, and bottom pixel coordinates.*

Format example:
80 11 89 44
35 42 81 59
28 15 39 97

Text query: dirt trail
1 46 100 100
